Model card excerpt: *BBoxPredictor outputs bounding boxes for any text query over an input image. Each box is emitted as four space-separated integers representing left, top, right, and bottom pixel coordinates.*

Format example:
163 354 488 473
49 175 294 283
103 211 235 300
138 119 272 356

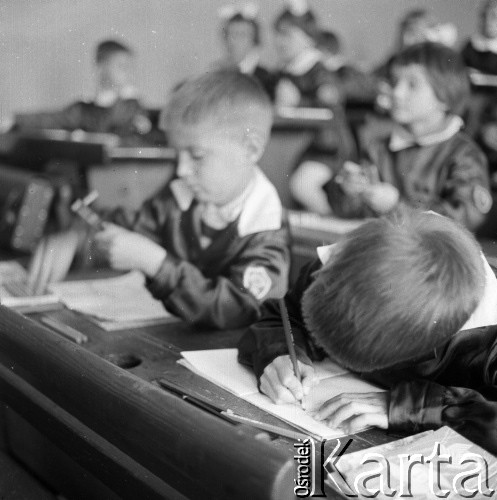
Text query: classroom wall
0 0 478 121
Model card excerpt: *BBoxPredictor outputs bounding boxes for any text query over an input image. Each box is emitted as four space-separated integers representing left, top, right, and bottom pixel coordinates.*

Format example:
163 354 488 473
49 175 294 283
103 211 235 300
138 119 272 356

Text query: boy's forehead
392 63 428 79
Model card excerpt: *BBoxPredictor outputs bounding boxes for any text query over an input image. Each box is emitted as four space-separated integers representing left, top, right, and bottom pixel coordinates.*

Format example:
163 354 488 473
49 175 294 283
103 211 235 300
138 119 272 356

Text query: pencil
278 298 301 381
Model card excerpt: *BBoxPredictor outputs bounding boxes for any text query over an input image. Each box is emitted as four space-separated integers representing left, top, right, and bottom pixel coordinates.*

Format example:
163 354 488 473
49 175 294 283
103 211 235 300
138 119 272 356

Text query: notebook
179 348 385 440
49 271 175 331
331 426 497 498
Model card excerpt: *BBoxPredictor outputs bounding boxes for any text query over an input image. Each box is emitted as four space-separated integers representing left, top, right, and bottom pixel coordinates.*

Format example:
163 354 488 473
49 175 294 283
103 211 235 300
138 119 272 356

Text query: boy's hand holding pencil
260 354 317 406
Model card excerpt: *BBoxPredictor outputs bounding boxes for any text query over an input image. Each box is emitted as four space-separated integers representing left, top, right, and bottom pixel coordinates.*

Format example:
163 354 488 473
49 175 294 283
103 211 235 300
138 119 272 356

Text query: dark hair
392 42 470 116
318 30 341 55
162 70 273 140
223 13 261 46
301 210 485 372
274 9 319 41
95 40 133 64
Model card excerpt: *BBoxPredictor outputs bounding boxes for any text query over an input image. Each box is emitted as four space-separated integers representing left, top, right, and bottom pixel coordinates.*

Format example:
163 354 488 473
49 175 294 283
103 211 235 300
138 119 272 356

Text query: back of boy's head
162 70 273 143
302 211 485 372
95 40 133 65
392 42 470 116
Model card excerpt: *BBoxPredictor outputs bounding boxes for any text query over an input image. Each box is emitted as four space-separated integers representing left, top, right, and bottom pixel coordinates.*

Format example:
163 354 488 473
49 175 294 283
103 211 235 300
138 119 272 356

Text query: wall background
0 0 478 120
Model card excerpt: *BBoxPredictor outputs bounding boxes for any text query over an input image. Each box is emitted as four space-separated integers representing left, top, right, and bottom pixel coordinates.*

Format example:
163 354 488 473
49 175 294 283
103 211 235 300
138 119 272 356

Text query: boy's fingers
260 374 299 404
300 363 317 395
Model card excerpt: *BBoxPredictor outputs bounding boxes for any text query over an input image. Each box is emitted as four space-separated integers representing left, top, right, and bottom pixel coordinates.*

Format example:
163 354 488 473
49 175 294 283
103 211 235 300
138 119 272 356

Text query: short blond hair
162 70 273 143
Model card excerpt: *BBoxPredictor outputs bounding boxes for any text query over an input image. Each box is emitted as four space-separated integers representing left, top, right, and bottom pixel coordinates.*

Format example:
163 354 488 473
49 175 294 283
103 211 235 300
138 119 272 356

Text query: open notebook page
49 271 171 329
179 348 384 440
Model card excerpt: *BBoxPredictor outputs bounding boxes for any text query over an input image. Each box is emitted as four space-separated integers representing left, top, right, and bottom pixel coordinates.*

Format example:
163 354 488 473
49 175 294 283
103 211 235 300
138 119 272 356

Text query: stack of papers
0 260 59 310
179 348 384 440
49 271 174 330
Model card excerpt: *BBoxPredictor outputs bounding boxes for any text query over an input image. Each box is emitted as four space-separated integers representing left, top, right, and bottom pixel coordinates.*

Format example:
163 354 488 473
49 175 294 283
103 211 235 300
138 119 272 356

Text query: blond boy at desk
94 70 290 330
238 210 497 454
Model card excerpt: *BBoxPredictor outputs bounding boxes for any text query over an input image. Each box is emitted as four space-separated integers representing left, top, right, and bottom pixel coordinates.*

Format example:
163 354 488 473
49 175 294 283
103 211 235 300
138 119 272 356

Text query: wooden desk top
0 297 400 499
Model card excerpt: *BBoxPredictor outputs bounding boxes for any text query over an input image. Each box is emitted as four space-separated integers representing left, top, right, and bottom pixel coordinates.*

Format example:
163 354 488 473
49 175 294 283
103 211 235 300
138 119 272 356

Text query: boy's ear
243 130 267 163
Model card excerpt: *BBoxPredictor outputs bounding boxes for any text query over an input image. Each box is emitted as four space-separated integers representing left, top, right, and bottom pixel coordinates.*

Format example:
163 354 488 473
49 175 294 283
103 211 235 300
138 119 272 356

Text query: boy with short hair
94 70 290 330
292 42 492 231
238 210 497 453
15 39 154 142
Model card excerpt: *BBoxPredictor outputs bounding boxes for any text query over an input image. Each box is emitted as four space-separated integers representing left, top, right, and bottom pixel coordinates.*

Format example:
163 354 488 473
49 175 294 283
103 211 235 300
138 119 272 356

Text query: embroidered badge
243 266 272 300
473 186 493 214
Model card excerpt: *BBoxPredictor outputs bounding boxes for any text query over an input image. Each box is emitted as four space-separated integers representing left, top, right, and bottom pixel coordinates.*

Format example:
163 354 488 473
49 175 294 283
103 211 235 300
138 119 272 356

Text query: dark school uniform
325 116 492 231
237 244 497 455
275 48 357 168
14 88 156 145
462 36 497 75
107 168 291 330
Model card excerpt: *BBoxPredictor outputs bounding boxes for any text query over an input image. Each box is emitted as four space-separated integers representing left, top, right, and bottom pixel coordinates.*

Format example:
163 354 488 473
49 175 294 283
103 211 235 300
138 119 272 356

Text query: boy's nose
176 152 193 178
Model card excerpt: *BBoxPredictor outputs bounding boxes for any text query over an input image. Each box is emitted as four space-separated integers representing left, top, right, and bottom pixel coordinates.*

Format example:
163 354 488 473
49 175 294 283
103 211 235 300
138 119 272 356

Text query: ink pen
278 298 304 404
156 378 306 440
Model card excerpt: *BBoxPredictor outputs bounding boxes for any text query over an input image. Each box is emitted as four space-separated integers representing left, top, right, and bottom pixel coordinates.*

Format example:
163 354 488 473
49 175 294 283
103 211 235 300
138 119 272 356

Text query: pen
41 316 88 345
278 298 301 382
156 378 234 422
222 410 309 441
156 378 305 440
71 190 105 230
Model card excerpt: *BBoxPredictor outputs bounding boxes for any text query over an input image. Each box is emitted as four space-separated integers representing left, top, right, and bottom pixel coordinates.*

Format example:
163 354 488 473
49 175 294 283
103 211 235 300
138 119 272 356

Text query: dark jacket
108 169 291 330
325 125 491 231
237 258 497 455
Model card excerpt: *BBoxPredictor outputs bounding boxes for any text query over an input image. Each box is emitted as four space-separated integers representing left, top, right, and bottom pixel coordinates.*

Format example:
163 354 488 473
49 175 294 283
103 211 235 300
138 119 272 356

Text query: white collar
461 256 497 330
316 243 497 333
170 167 283 237
94 85 138 107
284 47 322 76
238 50 260 75
389 116 463 152
471 33 497 54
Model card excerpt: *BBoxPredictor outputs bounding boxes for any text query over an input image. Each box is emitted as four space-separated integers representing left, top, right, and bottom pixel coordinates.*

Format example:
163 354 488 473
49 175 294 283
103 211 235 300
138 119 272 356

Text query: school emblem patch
243 266 272 300
473 186 493 214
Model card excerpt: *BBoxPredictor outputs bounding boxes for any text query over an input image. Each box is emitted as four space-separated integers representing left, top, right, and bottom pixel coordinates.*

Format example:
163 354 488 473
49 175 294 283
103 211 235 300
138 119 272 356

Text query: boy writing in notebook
94 70 290 330
238 210 497 454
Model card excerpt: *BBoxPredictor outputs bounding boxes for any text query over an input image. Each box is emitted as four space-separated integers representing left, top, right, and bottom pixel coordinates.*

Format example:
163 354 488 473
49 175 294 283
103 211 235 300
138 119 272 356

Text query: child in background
318 30 377 106
293 42 492 231
462 0 497 75
15 40 156 144
238 210 497 454
93 71 290 330
216 4 275 99
273 3 356 206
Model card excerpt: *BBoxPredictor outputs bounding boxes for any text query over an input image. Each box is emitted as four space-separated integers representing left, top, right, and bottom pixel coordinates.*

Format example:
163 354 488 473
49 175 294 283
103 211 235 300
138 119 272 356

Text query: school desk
0 300 400 500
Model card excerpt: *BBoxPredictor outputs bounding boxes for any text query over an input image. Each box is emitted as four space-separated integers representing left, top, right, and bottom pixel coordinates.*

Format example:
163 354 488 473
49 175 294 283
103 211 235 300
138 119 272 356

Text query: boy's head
273 9 318 64
95 40 134 91
162 70 273 205
390 42 470 121
223 12 260 64
302 211 485 372
480 0 497 39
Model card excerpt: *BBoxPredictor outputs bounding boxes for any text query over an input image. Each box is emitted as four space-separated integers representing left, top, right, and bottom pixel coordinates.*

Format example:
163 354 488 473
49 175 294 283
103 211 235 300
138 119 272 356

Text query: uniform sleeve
237 258 326 380
146 227 291 330
388 380 497 454
426 141 492 231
